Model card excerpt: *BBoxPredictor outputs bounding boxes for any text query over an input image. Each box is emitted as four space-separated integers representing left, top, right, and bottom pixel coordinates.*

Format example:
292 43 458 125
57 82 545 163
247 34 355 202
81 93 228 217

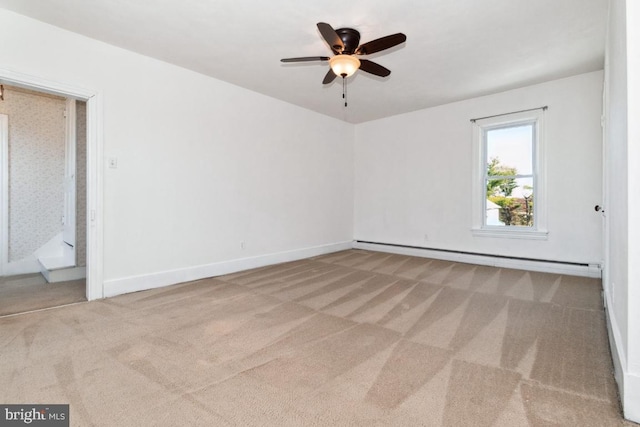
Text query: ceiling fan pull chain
343 76 348 107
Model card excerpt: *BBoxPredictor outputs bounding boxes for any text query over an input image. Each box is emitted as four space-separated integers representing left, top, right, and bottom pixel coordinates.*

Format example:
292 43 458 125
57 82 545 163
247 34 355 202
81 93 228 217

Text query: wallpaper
76 100 86 267
0 87 66 262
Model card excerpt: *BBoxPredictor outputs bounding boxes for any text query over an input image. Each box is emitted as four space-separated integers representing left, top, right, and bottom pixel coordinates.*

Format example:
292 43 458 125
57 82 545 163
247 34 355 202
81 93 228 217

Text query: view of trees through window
485 124 534 227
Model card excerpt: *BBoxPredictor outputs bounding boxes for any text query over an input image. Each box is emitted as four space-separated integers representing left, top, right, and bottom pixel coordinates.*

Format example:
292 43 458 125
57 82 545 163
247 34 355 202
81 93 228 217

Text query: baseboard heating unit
352 240 602 278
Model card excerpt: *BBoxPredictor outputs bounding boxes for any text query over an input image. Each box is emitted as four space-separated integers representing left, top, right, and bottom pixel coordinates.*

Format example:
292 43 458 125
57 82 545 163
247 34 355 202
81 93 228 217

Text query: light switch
108 157 118 169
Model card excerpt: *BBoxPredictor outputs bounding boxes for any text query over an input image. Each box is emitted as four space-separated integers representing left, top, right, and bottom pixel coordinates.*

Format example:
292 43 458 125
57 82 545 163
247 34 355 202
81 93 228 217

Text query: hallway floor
0 273 85 316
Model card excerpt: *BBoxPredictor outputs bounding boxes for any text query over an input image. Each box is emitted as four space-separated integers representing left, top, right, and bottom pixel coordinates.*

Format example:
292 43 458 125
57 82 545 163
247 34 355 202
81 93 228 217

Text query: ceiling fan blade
359 59 391 77
281 56 330 63
322 69 338 84
356 33 406 55
317 22 344 53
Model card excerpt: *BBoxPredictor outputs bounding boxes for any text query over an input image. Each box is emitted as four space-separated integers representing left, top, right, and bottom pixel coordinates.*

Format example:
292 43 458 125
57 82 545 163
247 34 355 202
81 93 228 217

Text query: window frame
471 109 548 240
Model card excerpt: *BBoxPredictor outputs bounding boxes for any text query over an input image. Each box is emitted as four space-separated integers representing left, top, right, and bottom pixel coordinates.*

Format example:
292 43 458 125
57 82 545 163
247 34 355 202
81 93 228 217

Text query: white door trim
0 68 104 300
63 98 77 250
0 114 8 276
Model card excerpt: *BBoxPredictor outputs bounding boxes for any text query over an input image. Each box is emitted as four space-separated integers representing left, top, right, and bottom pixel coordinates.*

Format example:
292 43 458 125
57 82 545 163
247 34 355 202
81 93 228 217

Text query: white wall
604 0 640 422
0 9 354 293
354 71 604 266
604 0 629 382
628 0 640 418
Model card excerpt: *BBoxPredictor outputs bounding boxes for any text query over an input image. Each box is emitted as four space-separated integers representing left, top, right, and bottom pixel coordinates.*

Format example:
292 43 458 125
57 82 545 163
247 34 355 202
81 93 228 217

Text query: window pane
486 124 533 175
486 177 534 227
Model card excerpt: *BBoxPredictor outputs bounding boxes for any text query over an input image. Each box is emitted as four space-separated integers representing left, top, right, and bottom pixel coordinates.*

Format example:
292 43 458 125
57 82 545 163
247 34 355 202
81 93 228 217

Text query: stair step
38 256 75 271
41 266 86 283
38 246 85 283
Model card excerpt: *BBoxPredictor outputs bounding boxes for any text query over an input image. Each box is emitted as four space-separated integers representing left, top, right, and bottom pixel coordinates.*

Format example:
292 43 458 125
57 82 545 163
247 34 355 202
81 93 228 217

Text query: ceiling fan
281 22 407 85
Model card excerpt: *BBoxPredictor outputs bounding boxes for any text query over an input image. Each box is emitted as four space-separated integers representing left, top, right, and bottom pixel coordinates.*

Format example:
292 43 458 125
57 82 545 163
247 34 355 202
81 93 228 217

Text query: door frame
0 114 7 276
63 98 77 250
0 69 104 300
601 82 610 295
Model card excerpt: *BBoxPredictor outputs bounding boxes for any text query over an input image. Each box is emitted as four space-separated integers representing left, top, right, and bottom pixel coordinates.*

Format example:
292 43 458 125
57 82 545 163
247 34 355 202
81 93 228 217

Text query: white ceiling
0 0 608 123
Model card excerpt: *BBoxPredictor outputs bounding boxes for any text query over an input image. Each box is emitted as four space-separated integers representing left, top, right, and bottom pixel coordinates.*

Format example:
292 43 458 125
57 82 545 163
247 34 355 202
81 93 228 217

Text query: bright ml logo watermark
0 405 68 426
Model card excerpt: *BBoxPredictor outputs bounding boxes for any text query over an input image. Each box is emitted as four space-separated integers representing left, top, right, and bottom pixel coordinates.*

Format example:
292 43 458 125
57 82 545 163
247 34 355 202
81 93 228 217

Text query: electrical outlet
108 157 118 169
240 241 246 250
424 234 429 242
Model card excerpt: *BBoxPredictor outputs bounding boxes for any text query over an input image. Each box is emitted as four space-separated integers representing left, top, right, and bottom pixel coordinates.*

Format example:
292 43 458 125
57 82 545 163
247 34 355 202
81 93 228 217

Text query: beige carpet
0 274 86 317
0 250 632 426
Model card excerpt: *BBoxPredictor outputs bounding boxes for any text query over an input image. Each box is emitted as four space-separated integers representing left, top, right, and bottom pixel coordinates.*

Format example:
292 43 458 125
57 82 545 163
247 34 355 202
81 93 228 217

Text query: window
471 108 547 239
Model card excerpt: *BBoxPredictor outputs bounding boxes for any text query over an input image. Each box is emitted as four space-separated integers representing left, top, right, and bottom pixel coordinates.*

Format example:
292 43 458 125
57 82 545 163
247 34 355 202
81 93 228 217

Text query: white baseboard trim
103 241 353 298
605 288 640 423
3 256 40 276
604 289 627 408
352 241 601 278
624 372 640 423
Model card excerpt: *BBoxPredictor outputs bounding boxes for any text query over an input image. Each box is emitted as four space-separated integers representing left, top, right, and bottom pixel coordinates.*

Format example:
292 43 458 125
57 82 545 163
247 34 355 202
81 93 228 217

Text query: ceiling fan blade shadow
359 59 391 77
356 33 406 55
322 69 338 84
281 56 330 63
317 22 344 53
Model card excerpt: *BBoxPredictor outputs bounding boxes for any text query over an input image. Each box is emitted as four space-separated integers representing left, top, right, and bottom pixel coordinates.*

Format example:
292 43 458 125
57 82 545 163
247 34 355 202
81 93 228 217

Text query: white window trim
471 109 548 239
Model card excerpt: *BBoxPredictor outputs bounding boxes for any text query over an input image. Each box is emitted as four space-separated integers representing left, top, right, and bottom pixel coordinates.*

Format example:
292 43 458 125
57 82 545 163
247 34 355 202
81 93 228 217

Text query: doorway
0 114 7 276
0 85 87 315
0 69 103 306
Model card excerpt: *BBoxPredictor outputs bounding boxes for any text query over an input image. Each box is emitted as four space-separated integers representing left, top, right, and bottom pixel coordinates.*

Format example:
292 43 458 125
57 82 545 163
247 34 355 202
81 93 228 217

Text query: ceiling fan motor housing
335 28 361 54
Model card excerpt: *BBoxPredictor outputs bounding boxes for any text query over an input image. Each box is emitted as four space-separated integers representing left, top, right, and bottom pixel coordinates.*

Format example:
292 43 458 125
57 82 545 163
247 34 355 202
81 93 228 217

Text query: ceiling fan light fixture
329 55 361 78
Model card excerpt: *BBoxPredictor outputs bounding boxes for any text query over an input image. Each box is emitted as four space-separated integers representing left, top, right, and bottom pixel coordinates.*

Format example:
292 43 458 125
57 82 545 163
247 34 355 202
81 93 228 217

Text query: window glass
486 124 533 175
484 123 534 227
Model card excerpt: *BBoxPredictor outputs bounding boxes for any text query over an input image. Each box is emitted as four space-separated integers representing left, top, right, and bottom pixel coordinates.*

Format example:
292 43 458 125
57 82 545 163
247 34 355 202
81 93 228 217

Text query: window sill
472 227 548 240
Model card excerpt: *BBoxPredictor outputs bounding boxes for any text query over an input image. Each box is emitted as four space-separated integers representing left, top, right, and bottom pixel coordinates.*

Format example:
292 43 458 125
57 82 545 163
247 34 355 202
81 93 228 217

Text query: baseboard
601 288 639 423
3 256 40 276
624 372 640 423
352 241 601 278
103 241 353 298
605 292 625 388
604 289 627 412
